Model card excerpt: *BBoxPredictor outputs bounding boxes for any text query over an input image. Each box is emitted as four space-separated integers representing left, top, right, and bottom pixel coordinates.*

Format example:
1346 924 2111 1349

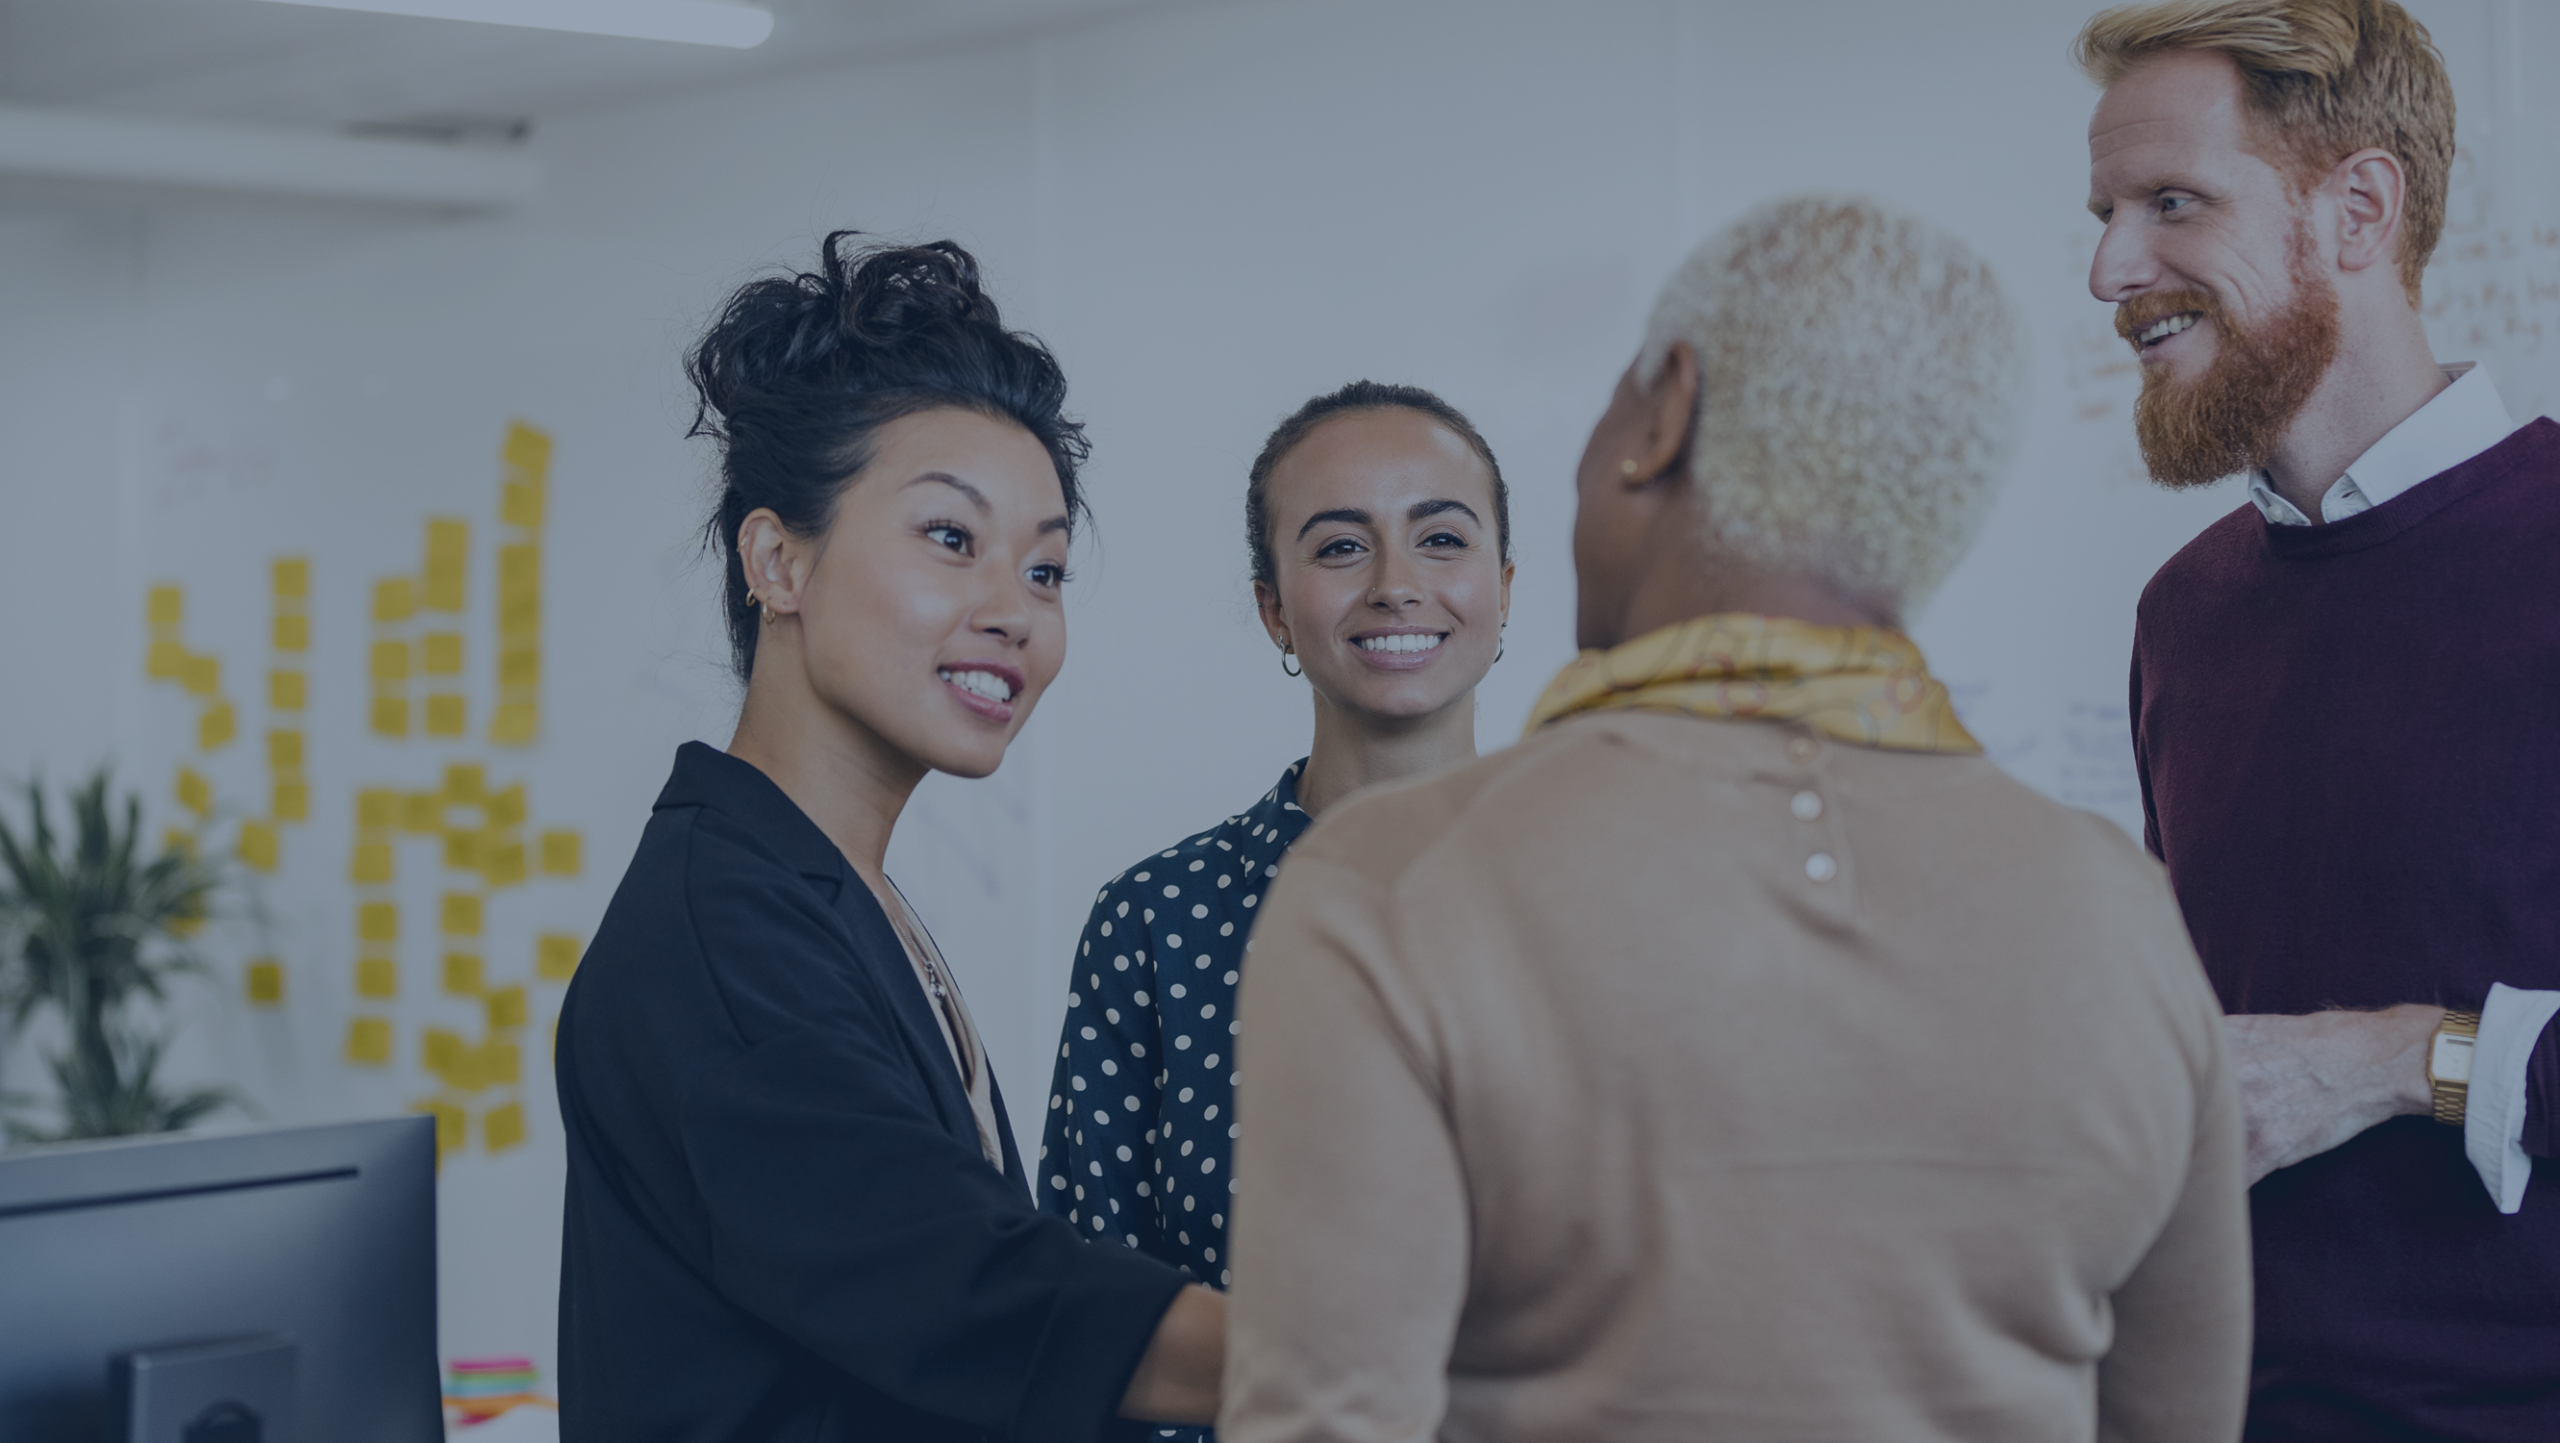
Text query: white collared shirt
2246 362 2515 525
2246 363 2553 1212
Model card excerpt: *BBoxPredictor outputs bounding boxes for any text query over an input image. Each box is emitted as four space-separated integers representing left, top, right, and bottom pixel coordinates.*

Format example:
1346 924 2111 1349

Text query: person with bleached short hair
1217 194 2251 1443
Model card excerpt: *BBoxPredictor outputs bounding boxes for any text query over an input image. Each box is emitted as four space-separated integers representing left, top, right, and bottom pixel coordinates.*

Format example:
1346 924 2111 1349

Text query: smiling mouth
1356 633 1445 655
2136 312 2202 348
939 667 1016 704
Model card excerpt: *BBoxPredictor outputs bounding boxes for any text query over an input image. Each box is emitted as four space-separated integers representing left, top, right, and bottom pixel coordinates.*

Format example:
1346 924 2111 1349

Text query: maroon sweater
2132 418 2560 1441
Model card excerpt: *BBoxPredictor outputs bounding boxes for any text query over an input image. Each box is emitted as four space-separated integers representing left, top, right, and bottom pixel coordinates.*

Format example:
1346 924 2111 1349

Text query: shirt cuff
2464 983 2560 1214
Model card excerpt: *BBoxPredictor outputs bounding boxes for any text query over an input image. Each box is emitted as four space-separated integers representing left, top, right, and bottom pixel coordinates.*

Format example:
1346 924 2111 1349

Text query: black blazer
557 743 1186 1443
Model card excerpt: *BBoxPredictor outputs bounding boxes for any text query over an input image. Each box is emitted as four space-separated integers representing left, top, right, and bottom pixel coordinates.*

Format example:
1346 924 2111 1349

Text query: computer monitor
0 1116 442 1443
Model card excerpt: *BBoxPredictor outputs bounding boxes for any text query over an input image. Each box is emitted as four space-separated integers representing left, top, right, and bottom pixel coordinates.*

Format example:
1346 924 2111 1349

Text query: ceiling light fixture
250 0 774 49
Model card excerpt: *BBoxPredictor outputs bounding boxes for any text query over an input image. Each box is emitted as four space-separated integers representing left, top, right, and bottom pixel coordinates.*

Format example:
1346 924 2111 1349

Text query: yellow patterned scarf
1525 613 1980 754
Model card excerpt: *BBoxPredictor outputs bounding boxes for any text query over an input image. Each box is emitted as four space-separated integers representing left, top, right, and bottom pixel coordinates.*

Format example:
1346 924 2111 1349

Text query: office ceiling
0 0 1166 132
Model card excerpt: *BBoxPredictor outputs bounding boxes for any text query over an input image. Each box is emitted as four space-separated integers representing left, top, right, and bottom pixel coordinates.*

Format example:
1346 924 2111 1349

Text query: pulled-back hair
1244 380 1509 594
686 232 1090 681
2074 0 2453 302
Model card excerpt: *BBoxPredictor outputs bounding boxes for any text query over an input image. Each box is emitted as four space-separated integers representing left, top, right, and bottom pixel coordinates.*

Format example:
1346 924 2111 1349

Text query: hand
1119 1283 1225 1424
2225 1005 2442 1185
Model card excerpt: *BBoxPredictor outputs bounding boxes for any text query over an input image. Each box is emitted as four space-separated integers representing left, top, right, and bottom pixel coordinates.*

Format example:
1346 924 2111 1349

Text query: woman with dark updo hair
556 233 1221 1443
1035 382 1511 1441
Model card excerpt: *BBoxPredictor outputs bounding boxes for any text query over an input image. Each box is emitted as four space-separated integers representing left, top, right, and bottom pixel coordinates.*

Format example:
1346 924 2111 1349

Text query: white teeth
1356 633 1444 655
2137 313 2200 345
939 668 1014 703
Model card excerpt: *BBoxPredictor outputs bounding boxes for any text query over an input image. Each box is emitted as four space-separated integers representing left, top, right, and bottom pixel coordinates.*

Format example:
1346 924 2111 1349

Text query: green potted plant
0 770 236 1143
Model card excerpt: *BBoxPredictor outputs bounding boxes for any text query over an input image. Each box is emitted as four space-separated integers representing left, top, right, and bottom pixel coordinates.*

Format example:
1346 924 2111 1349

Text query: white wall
3 0 2554 1391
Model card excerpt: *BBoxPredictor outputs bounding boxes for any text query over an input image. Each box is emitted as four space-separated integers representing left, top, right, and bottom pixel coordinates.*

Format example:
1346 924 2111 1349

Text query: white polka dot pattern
1038 760 1309 1439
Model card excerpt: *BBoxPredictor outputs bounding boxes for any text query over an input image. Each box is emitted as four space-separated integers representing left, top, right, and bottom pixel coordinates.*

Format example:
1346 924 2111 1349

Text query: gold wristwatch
2429 1009 2482 1126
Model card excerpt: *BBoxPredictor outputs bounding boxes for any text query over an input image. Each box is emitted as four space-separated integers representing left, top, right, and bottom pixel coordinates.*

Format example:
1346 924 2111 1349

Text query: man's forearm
2226 1004 2441 1184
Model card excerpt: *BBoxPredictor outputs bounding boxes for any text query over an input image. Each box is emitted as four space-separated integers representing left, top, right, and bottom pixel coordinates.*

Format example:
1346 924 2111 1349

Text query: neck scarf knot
1526 613 1980 755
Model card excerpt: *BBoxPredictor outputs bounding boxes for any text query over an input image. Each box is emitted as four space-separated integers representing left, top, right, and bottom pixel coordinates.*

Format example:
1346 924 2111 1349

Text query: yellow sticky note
180 653 221 697
369 694 408 738
373 577 415 623
271 557 310 599
272 778 309 822
346 1016 393 1066
164 827 196 860
422 632 463 675
356 787 399 829
483 839 527 889
245 958 284 1005
498 641 540 689
272 613 310 652
197 700 236 752
243 957 286 1006
502 420 553 483
422 1026 467 1078
486 783 525 829
484 1100 527 1154
369 640 410 683
500 594 540 639
351 841 394 885
269 669 307 711
501 480 546 530
441 893 483 937
537 933 581 982
266 729 304 769
441 952 484 995
414 1098 465 1162
238 820 279 872
539 829 583 877
424 573 465 614
443 829 483 871
425 693 467 737
356 956 398 998
480 1038 522 1087
403 791 441 833
358 901 399 943
147 640 186 679
176 767 212 819
424 519 469 613
147 585 184 629
443 763 485 804
489 701 538 746
486 984 528 1030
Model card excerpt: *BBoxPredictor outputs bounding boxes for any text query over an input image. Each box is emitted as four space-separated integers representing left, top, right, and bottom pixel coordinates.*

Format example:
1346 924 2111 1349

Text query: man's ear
2331 147 2407 279
1631 341 1700 488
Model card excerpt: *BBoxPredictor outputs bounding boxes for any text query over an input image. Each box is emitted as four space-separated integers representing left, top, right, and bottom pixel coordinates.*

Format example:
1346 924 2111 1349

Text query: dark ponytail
686 231 1090 681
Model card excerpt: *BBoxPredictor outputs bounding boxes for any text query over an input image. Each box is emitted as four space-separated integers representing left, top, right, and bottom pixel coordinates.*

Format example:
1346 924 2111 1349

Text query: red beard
2117 226 2341 489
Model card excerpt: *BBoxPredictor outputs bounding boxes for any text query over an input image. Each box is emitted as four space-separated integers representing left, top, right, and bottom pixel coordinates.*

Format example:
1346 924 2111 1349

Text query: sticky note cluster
145 584 238 755
491 421 550 746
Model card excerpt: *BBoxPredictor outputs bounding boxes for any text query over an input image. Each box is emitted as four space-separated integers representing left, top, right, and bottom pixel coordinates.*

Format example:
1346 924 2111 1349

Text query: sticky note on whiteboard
180 653 221 697
442 953 484 995
484 1101 527 1154
539 830 582 877
147 586 184 629
238 820 279 872
272 557 310 598
273 613 310 652
536 933 581 982
245 958 284 1005
197 700 237 752
441 893 484 936
356 956 399 998
489 701 538 746
176 767 213 819
425 693 467 737
486 985 528 1030
358 902 399 943
269 669 307 711
346 1017 393 1066
351 841 394 885
373 577 416 624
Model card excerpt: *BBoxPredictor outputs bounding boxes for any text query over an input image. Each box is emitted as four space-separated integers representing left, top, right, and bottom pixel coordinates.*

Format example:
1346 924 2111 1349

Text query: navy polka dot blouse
1038 762 1311 1439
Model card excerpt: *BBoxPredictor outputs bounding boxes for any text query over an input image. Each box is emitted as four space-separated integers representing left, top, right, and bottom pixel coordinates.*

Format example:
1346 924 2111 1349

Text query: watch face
2433 1033 2477 1085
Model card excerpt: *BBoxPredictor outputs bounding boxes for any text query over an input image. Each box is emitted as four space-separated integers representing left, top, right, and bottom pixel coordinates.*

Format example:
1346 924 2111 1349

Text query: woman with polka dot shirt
1039 380 1513 1439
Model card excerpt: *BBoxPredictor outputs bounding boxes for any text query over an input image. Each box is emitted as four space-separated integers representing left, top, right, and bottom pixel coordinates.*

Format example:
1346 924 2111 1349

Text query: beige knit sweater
1221 709 2248 1443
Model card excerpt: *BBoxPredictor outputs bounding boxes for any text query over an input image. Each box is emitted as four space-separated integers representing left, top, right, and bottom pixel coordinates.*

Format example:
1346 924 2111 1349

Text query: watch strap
2430 1009 2482 1126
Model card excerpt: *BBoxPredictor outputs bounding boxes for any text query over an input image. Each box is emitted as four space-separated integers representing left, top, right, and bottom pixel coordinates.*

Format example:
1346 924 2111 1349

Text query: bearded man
2082 2 2560 1437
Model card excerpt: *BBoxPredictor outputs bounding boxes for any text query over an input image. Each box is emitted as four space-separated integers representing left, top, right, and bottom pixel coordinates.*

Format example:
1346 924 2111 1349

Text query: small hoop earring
1495 640 1505 664
1280 648 1302 678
